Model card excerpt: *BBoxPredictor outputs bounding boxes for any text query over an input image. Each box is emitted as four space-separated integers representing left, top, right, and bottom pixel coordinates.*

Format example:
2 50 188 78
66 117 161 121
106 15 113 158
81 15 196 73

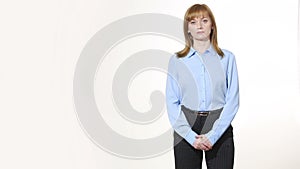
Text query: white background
1 0 300 168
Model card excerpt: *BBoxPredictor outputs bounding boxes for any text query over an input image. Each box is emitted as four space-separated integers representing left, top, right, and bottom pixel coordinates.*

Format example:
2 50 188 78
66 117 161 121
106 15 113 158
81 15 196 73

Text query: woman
166 4 239 169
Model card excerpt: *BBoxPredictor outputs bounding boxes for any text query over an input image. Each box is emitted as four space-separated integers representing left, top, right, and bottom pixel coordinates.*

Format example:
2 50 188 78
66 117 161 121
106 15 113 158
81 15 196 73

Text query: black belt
181 105 211 117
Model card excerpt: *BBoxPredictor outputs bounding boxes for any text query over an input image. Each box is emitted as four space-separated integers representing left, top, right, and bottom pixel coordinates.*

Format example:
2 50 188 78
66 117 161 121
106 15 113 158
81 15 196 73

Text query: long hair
176 4 224 57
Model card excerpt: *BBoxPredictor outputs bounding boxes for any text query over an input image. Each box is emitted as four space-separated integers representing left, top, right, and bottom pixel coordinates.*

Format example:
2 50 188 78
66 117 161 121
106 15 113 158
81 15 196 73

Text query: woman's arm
166 56 198 146
204 52 240 145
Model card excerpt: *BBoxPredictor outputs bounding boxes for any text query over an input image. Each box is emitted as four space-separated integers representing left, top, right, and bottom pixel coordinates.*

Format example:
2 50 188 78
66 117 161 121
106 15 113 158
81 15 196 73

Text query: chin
194 37 209 41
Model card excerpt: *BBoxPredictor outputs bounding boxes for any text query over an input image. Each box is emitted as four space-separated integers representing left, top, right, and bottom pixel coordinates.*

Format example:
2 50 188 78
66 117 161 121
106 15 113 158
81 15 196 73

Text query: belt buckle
196 111 209 116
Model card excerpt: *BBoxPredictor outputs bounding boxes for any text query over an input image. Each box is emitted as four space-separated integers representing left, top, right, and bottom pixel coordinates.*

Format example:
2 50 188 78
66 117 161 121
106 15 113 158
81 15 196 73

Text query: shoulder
168 53 183 64
168 54 177 63
167 54 179 69
221 49 235 58
220 49 236 63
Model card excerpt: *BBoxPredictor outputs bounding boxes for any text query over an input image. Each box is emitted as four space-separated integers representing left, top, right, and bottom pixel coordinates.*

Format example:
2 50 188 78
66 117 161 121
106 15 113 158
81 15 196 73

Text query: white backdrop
0 0 299 169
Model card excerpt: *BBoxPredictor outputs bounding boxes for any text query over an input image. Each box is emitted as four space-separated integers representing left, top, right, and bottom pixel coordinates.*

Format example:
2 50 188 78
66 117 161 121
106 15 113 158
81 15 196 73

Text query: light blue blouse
165 45 239 146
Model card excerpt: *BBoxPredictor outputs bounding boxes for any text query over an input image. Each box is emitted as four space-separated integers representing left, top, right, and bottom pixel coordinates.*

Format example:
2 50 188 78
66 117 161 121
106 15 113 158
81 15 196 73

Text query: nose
196 21 202 29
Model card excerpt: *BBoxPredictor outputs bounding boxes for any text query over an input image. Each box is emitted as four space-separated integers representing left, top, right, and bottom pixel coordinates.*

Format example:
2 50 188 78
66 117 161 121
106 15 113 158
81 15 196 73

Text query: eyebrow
190 17 209 21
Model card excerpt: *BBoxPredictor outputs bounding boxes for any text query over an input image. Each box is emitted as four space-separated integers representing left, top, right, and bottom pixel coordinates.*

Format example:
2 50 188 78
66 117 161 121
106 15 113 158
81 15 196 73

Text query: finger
195 135 202 139
193 141 201 149
201 137 212 148
194 144 202 150
195 142 206 150
200 145 207 151
193 141 198 148
205 140 212 148
202 146 209 151
202 142 212 149
200 143 210 150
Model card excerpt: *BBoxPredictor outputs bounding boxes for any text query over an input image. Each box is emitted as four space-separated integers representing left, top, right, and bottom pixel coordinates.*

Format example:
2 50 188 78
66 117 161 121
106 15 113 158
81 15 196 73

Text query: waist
181 105 223 117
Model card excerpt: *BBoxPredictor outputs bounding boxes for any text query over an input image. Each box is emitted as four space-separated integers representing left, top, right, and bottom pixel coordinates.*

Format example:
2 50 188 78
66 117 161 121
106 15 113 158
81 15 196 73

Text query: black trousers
173 114 234 169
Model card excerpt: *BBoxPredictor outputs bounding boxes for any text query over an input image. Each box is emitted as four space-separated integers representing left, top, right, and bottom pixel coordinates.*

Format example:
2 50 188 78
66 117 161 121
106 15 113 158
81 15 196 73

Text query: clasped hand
193 135 212 151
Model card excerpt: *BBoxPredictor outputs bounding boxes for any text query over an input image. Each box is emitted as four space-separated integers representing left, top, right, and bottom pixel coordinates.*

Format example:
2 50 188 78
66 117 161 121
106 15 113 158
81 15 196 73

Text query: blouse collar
186 45 217 58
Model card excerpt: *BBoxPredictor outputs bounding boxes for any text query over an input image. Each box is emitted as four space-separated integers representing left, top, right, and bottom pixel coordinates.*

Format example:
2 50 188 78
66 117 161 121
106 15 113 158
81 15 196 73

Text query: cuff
184 129 197 146
205 131 217 146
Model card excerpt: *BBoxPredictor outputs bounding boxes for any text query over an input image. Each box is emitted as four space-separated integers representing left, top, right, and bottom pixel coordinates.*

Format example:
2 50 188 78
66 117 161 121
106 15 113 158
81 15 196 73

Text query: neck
192 39 210 55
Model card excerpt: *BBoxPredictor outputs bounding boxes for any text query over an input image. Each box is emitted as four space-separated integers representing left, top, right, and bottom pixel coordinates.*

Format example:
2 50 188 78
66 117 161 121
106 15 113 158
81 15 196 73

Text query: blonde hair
176 4 224 57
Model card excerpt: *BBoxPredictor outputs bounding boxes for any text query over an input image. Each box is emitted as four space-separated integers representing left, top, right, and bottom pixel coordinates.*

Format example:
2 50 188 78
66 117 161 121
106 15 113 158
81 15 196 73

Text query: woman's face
188 16 212 42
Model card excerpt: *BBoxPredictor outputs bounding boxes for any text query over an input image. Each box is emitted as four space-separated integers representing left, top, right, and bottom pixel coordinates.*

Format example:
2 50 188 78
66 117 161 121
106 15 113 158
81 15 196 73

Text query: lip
196 31 204 34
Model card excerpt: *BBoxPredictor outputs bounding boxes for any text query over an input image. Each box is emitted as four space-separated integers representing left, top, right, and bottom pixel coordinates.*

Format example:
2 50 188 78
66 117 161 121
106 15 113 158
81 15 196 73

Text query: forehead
187 11 210 21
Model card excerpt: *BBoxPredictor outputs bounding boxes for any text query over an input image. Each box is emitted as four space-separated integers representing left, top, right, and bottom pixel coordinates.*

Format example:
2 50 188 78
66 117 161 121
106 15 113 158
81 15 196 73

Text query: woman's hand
193 135 212 151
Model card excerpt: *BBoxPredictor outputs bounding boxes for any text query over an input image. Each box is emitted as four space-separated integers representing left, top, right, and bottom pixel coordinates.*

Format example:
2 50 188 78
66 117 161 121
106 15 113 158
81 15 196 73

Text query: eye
202 19 208 23
190 20 196 24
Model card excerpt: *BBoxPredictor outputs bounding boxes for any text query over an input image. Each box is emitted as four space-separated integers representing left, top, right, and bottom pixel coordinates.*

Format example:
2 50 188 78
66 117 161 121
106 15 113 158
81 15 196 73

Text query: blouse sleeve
165 55 197 146
205 52 240 145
